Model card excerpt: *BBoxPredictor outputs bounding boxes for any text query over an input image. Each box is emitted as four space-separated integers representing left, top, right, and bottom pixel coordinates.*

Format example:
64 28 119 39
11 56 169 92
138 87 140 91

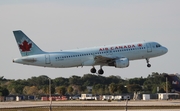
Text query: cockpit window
156 44 161 48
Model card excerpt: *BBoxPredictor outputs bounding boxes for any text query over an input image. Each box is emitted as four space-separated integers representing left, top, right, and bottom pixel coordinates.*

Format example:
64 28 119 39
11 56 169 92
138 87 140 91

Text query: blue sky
0 0 179 79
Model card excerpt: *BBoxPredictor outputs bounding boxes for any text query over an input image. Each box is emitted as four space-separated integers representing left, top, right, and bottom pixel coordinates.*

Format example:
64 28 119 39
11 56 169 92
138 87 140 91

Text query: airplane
12 30 168 75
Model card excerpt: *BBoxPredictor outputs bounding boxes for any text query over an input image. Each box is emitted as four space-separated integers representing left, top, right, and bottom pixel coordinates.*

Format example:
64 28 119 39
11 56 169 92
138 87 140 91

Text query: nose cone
162 47 168 54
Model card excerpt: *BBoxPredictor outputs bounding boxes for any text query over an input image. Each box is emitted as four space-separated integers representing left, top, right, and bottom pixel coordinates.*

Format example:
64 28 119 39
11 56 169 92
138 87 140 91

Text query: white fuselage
13 41 168 68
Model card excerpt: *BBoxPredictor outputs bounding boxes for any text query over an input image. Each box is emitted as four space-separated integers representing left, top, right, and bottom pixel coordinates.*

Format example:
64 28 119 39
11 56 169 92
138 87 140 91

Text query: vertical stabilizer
165 74 180 92
13 30 45 56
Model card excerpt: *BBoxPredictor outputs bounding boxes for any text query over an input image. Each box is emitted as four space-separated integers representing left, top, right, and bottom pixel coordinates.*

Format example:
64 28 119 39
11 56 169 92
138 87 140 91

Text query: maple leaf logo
19 40 32 52
138 44 142 47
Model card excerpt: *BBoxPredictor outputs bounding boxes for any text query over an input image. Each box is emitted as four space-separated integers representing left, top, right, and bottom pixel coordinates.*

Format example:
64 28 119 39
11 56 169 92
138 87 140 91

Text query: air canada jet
12 30 168 75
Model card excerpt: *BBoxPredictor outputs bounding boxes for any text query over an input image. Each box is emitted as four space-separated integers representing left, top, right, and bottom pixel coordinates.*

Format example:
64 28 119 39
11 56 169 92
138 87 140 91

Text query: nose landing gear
146 58 151 68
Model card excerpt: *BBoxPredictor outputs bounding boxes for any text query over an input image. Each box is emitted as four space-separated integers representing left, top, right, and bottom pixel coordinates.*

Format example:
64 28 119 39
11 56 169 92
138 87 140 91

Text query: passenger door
146 43 152 52
45 55 51 64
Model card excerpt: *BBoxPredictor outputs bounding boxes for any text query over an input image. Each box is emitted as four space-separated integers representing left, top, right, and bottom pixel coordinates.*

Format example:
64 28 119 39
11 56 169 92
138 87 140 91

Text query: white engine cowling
114 58 129 68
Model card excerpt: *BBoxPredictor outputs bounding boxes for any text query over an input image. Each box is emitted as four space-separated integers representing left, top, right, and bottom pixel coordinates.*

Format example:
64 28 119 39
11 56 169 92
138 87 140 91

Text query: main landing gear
90 67 96 73
90 66 104 75
146 58 151 68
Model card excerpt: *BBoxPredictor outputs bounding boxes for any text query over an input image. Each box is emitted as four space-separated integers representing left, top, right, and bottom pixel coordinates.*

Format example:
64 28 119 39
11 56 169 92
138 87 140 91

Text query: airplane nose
163 47 168 54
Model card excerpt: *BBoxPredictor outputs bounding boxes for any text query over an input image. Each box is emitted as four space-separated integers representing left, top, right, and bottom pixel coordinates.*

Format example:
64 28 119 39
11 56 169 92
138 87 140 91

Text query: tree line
0 72 170 97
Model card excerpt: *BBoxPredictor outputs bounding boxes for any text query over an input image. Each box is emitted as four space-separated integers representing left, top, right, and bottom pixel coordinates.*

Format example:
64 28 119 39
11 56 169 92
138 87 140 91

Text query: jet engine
108 58 129 68
114 58 129 68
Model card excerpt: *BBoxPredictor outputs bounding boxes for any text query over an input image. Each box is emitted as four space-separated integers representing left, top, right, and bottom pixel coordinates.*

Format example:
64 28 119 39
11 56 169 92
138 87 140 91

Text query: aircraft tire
90 68 96 73
147 64 151 67
98 69 104 75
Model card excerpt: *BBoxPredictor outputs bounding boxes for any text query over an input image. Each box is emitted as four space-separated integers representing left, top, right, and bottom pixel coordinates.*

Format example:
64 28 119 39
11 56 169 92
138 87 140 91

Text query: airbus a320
12 30 168 75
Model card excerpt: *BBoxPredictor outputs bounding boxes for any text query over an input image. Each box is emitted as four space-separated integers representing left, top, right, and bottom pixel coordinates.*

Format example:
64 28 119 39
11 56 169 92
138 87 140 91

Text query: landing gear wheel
147 64 151 68
146 58 151 68
98 69 104 75
90 67 96 73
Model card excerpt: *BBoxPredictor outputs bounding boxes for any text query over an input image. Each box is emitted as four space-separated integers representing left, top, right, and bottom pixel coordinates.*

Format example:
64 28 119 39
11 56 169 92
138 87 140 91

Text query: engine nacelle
114 58 129 68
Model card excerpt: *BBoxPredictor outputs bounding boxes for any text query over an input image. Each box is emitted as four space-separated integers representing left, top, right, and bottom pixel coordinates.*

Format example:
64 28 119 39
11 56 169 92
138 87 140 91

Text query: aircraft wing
94 55 116 65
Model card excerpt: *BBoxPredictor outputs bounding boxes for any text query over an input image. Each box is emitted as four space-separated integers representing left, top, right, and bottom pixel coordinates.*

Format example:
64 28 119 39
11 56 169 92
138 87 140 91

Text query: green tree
69 75 82 85
41 85 55 95
78 85 86 94
116 84 127 94
82 74 107 86
160 82 171 92
92 84 104 95
128 77 146 85
27 86 38 95
104 85 109 94
143 72 166 93
127 84 142 93
26 75 49 87
0 86 9 96
22 86 39 95
53 77 69 87
143 80 153 93
67 86 74 95
8 84 24 95
7 80 26 94
41 85 49 95
23 86 30 95
107 75 123 84
56 86 66 96
109 83 117 95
